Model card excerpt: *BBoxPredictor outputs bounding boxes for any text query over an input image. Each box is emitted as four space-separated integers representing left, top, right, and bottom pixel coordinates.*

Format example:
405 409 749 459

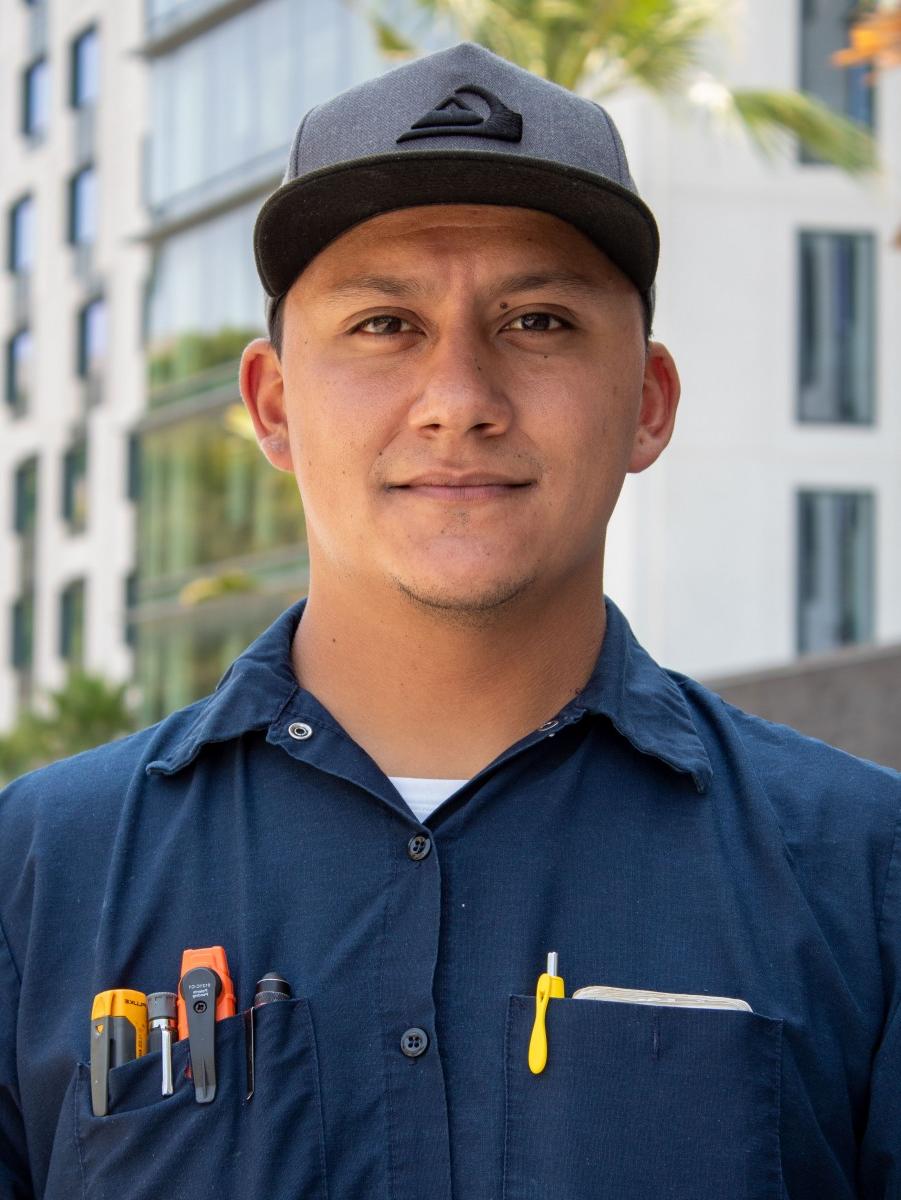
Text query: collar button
288 721 313 741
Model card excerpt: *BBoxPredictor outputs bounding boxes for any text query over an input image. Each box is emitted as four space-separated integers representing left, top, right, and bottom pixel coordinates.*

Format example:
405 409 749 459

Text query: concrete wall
705 644 901 771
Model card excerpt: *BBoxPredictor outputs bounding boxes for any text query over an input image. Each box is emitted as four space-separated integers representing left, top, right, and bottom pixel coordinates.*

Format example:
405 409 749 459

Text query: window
800 0 875 133
22 57 49 139
8 195 36 273
140 414 304 582
68 166 97 246
11 592 35 671
127 432 142 501
145 202 263 386
71 26 99 108
13 457 38 536
77 296 107 378
798 231 875 423
59 579 86 665
797 490 875 654
148 0 355 209
5 329 32 415
124 572 138 647
62 439 88 532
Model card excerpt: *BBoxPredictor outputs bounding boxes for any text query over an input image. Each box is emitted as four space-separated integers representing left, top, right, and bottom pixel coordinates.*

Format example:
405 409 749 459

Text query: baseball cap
253 41 658 327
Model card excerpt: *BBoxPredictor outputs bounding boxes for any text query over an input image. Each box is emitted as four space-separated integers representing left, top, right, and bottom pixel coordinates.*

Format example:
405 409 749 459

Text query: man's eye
353 315 413 335
505 312 568 332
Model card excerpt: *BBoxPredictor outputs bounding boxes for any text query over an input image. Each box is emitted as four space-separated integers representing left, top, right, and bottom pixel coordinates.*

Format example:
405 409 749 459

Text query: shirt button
538 719 559 731
400 1027 429 1057
287 721 313 740
407 834 431 861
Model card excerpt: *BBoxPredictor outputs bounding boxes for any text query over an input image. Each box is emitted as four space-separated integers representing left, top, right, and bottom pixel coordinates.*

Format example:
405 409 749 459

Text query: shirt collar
145 601 304 777
146 595 713 793
574 597 713 793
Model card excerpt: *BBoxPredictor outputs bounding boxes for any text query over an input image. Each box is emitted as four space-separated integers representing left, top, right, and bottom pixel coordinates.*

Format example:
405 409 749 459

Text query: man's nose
407 325 513 438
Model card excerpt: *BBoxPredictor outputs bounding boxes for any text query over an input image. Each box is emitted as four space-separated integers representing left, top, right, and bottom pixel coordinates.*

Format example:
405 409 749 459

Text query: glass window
147 0 355 208
62 439 89 532
127 432 142 501
68 166 97 246
797 490 875 654
139 412 305 583
59 579 86 665
798 231 875 423
5 329 32 415
137 600 296 722
23 58 50 139
8 195 36 273
146 202 263 385
800 0 875 133
13 457 38 536
78 296 107 378
71 26 99 107
124 572 138 648
11 592 35 671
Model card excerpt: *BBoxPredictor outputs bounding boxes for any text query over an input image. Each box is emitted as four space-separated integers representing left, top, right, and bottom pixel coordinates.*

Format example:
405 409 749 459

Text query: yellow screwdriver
528 952 565 1075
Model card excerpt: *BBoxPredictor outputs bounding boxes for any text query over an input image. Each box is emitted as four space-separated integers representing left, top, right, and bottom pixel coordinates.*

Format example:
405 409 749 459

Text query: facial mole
499 302 509 311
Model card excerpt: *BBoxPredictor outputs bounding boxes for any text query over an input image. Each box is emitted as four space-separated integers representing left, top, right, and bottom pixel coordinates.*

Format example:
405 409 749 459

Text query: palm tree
0 672 136 784
370 0 878 173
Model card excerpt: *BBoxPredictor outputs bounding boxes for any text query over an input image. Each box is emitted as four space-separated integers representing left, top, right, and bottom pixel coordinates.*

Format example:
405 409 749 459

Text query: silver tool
147 991 177 1096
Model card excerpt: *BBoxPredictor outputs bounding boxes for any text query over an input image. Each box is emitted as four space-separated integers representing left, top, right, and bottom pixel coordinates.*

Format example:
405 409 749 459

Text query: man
0 41 898 1200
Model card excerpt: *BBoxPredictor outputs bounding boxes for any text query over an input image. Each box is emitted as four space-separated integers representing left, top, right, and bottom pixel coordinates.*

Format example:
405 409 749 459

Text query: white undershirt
389 777 469 823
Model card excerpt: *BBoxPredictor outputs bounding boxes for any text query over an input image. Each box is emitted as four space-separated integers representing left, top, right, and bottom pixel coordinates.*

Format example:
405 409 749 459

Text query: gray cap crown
254 42 657 321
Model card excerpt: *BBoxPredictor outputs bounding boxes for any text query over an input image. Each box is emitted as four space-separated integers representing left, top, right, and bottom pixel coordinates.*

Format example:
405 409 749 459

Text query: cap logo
397 84 523 143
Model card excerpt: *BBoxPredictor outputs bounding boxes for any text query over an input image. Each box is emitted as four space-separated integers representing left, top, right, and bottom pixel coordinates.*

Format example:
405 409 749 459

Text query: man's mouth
388 473 535 501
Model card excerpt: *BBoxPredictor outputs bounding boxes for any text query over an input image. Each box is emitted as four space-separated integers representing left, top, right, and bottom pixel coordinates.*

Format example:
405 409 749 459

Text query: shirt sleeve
0 916 33 1199
858 807 901 1198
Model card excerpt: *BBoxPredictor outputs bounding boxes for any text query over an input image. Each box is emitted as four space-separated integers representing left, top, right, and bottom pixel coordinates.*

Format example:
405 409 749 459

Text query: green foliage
730 88 878 172
0 672 136 785
147 327 261 389
370 0 879 174
179 570 259 607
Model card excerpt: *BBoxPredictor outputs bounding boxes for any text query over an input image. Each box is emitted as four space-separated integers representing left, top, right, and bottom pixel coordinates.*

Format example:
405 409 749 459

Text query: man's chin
389 572 536 627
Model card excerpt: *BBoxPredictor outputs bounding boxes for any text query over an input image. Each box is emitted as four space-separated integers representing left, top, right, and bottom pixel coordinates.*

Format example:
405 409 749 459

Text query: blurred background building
1 0 899 769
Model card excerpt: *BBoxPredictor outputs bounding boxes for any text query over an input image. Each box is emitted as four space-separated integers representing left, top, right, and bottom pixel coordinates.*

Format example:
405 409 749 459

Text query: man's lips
387 474 535 502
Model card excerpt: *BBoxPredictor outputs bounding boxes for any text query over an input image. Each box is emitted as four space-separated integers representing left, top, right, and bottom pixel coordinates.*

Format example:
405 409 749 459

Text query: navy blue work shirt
1 597 899 1199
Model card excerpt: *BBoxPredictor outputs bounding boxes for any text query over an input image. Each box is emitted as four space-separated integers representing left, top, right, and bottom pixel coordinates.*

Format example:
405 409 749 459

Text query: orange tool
176 945 236 1040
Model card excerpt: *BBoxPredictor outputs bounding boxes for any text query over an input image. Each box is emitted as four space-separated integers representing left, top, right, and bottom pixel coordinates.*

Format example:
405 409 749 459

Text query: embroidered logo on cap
397 84 523 143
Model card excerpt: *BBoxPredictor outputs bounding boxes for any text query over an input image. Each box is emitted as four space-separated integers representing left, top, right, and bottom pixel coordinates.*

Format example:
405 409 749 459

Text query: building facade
604 0 901 678
0 0 146 729
1 0 898 735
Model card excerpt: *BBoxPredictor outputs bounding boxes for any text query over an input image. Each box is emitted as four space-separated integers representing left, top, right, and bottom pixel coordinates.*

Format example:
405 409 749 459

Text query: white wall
604 1 900 678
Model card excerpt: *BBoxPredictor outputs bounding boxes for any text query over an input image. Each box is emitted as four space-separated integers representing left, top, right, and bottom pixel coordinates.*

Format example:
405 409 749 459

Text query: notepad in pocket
571 985 752 1012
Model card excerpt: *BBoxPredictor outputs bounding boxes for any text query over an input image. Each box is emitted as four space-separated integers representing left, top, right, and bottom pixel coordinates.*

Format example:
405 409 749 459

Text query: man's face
243 205 677 617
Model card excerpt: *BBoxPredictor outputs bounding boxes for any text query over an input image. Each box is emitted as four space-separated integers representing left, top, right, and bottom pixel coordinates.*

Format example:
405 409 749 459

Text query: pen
245 971 293 1100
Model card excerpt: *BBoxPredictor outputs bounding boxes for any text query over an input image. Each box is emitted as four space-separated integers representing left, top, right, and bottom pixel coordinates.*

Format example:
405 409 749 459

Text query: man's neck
290 576 607 779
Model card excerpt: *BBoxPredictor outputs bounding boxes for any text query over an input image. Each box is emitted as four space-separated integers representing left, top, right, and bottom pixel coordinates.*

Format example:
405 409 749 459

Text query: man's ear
239 338 293 471
627 341 681 474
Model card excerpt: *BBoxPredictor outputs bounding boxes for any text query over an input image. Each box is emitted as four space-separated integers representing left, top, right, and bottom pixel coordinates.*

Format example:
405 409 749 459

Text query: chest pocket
503 995 783 1200
45 997 327 1200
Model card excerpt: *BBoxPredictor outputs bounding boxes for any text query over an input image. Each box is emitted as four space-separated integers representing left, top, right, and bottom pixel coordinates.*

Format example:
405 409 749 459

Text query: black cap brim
253 150 659 306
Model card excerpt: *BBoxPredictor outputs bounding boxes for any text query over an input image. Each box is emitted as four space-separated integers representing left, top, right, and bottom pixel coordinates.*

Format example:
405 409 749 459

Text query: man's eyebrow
322 270 608 304
323 275 429 303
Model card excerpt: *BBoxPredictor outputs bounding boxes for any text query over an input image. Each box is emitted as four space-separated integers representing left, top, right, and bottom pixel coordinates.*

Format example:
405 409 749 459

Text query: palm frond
730 89 878 174
366 0 881 177
371 16 420 56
